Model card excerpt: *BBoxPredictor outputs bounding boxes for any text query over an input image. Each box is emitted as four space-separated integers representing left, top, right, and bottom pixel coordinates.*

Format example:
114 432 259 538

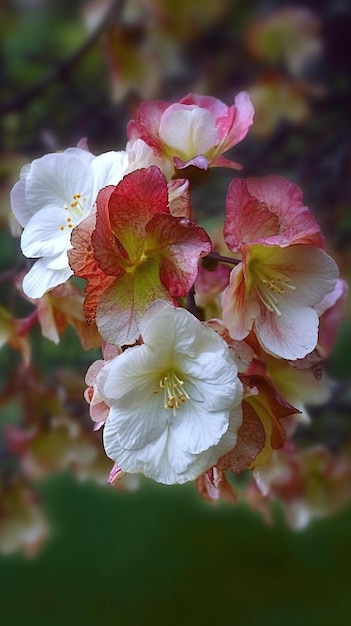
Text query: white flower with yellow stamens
99 301 243 485
10 147 129 298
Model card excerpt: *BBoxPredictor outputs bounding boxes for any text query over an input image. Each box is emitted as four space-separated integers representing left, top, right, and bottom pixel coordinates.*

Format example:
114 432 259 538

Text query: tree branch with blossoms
1 89 350 554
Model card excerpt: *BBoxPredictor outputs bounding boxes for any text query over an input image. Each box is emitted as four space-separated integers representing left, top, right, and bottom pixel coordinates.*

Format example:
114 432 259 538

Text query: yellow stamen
59 193 88 231
154 371 190 417
253 265 296 316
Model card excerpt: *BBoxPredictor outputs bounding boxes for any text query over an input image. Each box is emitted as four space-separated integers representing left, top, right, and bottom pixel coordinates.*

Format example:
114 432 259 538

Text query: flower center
253 265 296 316
155 371 190 416
59 193 88 232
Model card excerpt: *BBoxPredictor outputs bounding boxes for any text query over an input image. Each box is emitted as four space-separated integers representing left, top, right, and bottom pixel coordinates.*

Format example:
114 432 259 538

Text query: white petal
101 344 165 401
90 150 129 199
183 350 241 411
170 401 229 454
21 208 70 258
22 259 73 298
101 301 244 485
141 301 222 360
268 246 339 307
26 152 92 211
256 302 319 360
104 394 167 451
64 147 95 164
159 105 218 158
45 249 70 270
10 180 32 227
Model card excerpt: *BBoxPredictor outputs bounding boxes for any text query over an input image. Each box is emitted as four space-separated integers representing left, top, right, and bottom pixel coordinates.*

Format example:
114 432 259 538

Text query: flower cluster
6 91 347 514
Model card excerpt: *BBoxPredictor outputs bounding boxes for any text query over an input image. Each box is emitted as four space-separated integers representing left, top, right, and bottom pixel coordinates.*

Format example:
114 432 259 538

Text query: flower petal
159 105 218 159
10 180 32 227
255 301 320 360
21 208 70 258
22 259 73 299
25 152 93 211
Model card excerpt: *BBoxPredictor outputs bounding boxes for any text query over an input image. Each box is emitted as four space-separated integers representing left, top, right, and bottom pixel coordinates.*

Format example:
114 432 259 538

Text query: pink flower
222 175 339 360
69 166 211 345
224 176 325 251
222 244 339 360
127 92 254 172
247 444 351 529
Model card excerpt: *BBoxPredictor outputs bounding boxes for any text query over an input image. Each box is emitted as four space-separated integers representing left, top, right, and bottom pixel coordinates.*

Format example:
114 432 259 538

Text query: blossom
10 147 129 298
246 444 351 529
222 176 339 360
222 244 339 360
69 166 211 345
127 92 254 172
97 301 243 485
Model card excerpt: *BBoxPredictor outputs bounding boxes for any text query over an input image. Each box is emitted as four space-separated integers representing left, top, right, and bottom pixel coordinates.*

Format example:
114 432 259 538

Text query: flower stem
205 252 241 265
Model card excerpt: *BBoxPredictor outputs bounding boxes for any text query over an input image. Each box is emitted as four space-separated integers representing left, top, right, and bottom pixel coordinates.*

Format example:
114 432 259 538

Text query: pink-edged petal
222 264 260 340
225 176 325 250
173 155 209 170
180 93 228 118
106 166 169 259
218 91 255 152
127 99 170 151
209 155 243 170
145 214 211 296
246 176 325 247
224 178 280 252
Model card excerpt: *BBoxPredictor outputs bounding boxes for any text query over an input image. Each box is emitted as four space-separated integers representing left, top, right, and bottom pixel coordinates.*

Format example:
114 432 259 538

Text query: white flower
100 301 243 485
10 147 129 298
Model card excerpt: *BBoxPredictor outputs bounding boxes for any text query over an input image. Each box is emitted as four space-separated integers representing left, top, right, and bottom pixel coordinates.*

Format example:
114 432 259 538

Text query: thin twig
205 251 241 265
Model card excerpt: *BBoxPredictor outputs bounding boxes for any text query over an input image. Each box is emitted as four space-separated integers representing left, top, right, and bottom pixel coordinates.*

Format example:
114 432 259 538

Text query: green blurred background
1 0 351 624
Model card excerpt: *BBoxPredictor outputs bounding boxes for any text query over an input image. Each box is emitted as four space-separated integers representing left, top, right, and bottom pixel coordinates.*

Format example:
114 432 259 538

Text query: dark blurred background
1 0 351 624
